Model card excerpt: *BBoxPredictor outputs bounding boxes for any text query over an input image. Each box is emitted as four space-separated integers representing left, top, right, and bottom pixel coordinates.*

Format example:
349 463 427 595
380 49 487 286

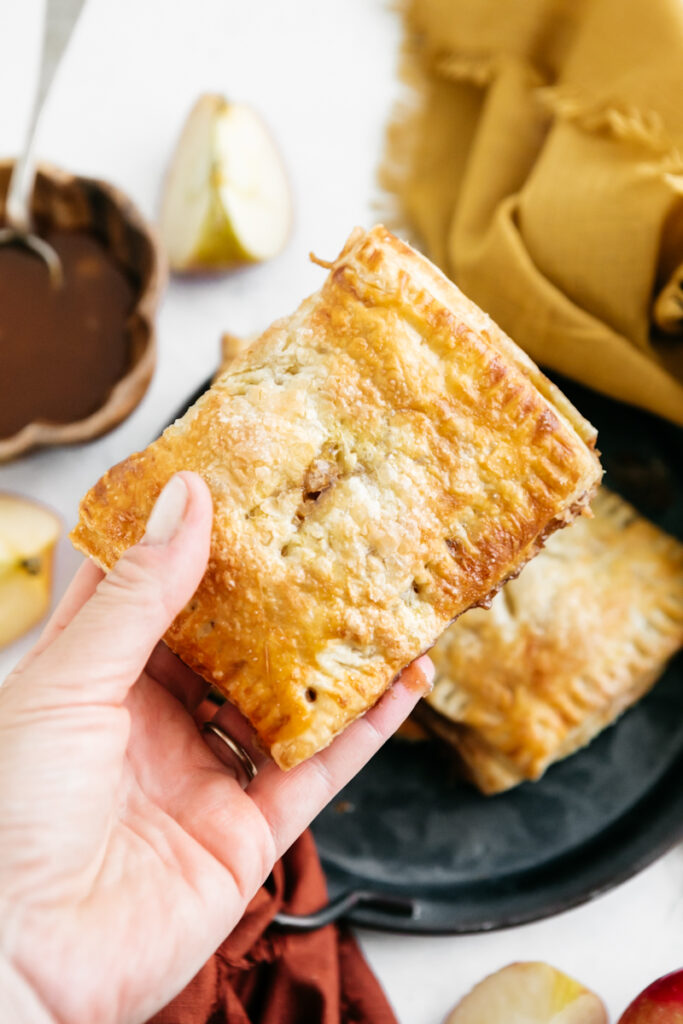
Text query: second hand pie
71 225 602 770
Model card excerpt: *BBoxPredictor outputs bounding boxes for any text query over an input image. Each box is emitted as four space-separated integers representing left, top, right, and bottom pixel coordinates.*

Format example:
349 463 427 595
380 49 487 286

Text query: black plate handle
272 889 417 932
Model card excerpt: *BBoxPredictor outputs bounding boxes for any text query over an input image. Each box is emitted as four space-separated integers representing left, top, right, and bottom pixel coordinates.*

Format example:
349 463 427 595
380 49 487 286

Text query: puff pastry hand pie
420 489 683 794
71 225 601 769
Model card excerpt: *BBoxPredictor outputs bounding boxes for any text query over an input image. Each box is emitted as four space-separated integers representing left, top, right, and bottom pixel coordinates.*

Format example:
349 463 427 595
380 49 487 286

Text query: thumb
25 472 213 708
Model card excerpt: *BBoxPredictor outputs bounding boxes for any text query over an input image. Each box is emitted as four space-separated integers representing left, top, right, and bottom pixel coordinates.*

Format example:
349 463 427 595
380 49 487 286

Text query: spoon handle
5 0 87 231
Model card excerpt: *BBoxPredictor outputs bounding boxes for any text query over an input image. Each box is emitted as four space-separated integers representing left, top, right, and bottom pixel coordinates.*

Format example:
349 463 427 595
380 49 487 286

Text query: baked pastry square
420 489 683 794
71 225 601 770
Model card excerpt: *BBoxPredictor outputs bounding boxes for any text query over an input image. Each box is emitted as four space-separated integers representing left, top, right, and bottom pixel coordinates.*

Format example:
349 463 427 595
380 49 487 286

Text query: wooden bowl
0 161 165 462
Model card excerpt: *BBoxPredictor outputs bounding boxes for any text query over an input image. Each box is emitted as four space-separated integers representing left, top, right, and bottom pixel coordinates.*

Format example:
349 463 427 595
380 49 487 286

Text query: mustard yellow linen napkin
383 0 683 424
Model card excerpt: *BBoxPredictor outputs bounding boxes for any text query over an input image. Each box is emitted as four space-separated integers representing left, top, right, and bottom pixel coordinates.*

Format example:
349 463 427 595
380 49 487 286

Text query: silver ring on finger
202 721 258 787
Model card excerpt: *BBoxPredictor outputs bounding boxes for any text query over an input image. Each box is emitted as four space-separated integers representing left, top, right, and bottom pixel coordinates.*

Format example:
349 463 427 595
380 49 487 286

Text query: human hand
0 472 433 1024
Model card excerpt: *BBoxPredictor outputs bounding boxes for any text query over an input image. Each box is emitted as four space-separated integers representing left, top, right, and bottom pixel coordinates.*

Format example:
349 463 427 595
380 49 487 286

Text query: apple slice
445 962 607 1024
160 93 292 272
0 494 60 649
619 969 683 1023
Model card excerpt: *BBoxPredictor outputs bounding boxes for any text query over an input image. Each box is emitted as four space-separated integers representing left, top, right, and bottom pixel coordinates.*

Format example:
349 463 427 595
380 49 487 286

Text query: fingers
124 673 276 899
203 699 271 775
10 561 103 675
134 657 431 900
141 659 431 898
146 642 210 712
25 472 213 709
247 656 434 858
33 561 103 653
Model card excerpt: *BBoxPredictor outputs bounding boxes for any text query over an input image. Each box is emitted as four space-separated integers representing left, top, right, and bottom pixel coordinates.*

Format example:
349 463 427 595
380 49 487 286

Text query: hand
0 472 433 1024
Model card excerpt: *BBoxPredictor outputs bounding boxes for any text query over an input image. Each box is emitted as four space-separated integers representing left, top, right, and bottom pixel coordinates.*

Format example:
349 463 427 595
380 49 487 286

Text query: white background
1 2 682 1020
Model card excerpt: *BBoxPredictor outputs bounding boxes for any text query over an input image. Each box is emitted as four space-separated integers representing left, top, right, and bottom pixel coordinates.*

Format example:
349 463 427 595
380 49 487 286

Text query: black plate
174 375 683 934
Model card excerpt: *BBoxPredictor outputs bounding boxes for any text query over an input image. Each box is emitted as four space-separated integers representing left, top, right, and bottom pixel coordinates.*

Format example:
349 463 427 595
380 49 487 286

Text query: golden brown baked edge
71 225 602 770
422 490 683 793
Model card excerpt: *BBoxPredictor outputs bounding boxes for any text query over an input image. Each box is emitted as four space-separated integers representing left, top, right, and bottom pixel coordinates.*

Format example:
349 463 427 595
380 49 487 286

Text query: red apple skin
619 971 683 1023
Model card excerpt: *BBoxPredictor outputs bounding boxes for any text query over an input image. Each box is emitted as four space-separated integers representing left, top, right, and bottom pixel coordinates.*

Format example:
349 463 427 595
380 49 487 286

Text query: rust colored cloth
148 830 397 1024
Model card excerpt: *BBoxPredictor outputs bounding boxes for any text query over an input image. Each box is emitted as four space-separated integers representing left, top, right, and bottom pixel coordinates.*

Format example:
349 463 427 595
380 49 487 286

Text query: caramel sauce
0 230 135 440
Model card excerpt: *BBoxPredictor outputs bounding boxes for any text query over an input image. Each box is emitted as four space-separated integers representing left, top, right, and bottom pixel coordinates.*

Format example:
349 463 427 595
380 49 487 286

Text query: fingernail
415 655 435 694
142 475 188 546
397 655 435 696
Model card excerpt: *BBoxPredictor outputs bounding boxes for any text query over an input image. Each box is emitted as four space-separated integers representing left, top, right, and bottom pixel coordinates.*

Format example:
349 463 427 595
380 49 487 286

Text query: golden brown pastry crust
71 225 601 769
424 489 683 793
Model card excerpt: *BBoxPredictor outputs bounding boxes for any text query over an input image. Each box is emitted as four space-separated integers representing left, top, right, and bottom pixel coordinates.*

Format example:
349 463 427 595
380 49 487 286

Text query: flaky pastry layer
422 489 683 793
71 226 601 769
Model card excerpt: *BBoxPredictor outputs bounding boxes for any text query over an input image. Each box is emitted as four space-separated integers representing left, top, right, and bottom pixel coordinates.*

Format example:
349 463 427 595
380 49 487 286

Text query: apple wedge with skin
160 93 292 273
445 962 607 1024
0 495 60 650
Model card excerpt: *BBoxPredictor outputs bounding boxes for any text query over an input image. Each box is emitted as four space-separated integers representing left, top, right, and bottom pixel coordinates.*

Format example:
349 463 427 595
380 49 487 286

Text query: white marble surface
1 2 682 1020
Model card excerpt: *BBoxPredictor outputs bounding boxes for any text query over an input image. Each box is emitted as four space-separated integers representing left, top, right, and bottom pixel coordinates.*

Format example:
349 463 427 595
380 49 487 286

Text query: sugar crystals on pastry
71 225 602 770
420 489 683 793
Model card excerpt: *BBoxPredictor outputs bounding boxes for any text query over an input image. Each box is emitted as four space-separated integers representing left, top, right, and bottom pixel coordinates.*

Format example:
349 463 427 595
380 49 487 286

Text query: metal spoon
0 0 87 286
